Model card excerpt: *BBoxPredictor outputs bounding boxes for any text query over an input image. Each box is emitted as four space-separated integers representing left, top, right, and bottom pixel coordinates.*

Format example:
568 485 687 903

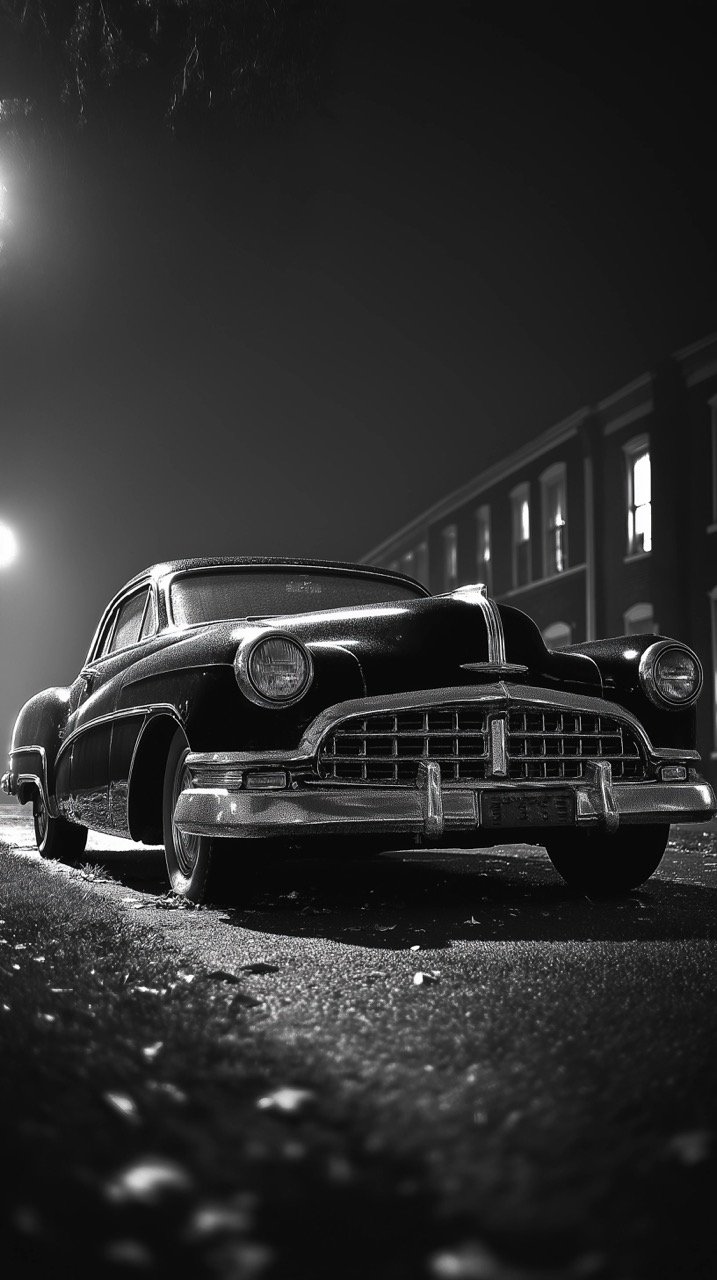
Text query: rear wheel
33 789 88 860
162 730 229 903
545 823 670 895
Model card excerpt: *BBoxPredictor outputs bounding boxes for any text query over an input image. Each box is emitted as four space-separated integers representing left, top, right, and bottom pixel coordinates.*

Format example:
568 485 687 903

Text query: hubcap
34 791 49 845
172 758 201 876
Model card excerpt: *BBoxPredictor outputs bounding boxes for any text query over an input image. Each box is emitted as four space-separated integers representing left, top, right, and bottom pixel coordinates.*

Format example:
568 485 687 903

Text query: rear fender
9 688 72 815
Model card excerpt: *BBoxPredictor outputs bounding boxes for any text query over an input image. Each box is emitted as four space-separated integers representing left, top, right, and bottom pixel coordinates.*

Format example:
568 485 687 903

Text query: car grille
316 705 646 784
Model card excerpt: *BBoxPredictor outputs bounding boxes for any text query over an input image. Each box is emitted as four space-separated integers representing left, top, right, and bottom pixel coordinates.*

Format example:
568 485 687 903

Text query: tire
162 730 227 903
545 823 670 895
33 789 88 860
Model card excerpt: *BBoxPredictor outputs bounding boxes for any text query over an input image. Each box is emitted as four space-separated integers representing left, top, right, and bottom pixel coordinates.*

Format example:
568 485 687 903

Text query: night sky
1 1 716 745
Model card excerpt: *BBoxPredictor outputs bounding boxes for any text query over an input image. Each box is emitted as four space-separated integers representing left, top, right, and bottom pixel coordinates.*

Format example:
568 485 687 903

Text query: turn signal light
245 771 288 790
660 764 687 782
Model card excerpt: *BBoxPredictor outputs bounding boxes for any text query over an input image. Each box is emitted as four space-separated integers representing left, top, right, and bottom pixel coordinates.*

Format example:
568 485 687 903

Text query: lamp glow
0 521 18 568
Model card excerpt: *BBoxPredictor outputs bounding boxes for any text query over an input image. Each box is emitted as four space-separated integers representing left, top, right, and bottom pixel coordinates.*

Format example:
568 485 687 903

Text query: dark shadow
60 844 167 894
46 832 717 949
214 842 717 949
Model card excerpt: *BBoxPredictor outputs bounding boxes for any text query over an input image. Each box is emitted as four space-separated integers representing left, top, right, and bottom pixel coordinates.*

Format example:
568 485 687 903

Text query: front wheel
162 730 228 903
33 789 88 860
545 823 670 895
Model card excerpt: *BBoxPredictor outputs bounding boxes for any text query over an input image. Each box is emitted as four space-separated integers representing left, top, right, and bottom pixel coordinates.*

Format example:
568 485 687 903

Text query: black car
3 557 714 901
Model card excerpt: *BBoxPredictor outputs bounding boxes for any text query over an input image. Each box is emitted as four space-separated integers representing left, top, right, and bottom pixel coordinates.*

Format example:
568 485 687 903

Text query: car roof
123 556 429 594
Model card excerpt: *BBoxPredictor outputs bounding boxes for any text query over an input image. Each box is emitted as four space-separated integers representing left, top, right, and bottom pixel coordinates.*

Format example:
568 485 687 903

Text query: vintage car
2 556 715 901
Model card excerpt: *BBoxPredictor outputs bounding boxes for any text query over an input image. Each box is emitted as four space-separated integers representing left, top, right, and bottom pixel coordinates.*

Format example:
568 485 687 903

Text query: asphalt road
2 799 717 1278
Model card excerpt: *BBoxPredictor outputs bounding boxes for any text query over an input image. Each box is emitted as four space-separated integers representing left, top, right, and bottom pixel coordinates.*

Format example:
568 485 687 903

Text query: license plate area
481 789 576 828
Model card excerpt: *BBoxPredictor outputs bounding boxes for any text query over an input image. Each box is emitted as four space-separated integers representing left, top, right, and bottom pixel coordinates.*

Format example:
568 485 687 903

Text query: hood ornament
448 583 526 674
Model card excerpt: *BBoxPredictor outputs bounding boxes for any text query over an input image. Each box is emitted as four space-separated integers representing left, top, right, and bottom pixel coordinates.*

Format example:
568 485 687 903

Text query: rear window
170 569 426 627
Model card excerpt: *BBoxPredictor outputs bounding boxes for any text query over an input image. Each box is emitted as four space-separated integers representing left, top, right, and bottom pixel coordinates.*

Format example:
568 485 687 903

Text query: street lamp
0 521 18 568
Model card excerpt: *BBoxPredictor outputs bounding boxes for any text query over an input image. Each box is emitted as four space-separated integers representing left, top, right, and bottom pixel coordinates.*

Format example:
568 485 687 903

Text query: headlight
639 642 703 709
235 633 313 707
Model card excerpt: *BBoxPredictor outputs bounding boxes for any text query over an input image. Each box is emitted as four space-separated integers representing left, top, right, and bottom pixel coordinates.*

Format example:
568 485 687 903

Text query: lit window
540 464 568 576
625 437 651 555
510 483 531 588
442 524 458 591
542 621 572 649
401 549 416 578
475 505 492 593
623 602 657 636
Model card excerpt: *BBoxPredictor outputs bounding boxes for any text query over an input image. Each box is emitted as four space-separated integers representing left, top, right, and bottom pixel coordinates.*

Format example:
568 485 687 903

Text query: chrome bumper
174 759 716 841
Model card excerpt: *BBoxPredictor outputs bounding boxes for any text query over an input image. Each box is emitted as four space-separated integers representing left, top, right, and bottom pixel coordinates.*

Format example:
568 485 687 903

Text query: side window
94 610 118 661
139 589 157 639
109 590 148 654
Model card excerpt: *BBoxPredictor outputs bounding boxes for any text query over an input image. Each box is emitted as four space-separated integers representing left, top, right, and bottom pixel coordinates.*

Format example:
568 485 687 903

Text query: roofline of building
673 331 717 387
361 406 590 564
362 328 717 566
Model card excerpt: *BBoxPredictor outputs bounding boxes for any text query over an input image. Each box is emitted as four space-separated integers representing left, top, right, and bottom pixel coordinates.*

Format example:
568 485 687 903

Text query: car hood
159 589 603 702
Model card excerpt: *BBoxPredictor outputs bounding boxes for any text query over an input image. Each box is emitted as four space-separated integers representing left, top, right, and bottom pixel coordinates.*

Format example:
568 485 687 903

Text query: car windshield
169 569 427 627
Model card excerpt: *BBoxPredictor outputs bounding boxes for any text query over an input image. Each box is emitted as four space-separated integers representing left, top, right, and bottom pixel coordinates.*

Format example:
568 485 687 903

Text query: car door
63 587 151 831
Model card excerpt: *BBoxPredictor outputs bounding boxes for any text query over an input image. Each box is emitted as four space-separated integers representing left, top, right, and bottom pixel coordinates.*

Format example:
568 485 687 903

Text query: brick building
362 332 717 785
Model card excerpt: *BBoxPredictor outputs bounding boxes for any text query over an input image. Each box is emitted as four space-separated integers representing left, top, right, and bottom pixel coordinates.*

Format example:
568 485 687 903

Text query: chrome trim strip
416 760 444 837
483 598 506 664
448 582 506 663
8 746 51 810
10 743 48 766
461 662 528 676
55 703 182 765
16 772 47 807
489 716 508 778
173 778 716 839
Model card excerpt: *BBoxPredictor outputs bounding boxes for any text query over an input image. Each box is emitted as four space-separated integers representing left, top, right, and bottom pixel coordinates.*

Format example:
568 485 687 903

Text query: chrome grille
506 708 644 781
318 707 489 784
317 704 646 784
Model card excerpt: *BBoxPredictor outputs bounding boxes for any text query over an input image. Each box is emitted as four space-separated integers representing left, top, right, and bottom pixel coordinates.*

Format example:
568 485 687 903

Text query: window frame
540 462 568 578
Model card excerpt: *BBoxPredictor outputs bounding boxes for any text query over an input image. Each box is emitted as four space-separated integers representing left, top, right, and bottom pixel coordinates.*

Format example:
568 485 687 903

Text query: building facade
362 332 717 785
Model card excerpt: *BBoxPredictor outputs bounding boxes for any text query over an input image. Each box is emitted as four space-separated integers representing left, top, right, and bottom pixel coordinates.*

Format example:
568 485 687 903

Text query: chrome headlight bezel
234 631 313 708
638 640 703 710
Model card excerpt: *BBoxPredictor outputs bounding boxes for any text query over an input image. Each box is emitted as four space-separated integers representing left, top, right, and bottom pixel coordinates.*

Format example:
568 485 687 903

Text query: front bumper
174 762 717 841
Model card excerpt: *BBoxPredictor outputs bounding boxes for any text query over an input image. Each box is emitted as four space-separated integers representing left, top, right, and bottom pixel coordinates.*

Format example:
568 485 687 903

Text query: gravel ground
2 799 717 1278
